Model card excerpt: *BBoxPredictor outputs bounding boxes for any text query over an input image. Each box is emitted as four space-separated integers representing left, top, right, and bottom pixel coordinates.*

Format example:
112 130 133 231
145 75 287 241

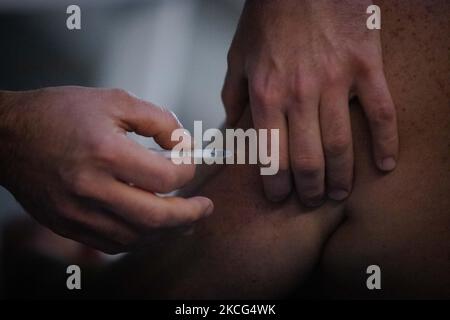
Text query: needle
148 148 232 161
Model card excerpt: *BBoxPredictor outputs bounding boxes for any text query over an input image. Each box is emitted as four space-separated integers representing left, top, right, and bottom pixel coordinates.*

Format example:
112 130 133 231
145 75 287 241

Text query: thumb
120 96 186 149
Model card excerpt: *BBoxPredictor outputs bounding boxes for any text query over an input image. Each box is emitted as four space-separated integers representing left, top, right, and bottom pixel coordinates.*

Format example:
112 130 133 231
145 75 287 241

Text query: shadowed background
0 0 243 225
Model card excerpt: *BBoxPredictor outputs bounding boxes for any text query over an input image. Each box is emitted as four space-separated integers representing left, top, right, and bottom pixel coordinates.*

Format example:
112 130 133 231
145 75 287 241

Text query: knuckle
323 66 345 85
290 75 316 103
249 75 281 109
324 134 351 156
319 53 345 83
356 51 381 76
293 157 323 178
144 213 166 229
158 170 179 193
287 68 317 103
364 60 381 76
89 135 118 165
381 131 398 146
70 170 95 198
111 88 131 100
371 105 396 126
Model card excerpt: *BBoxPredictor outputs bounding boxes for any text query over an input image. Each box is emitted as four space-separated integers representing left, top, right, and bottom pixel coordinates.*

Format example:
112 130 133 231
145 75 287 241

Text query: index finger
94 177 214 230
119 94 185 149
111 135 196 194
357 70 399 171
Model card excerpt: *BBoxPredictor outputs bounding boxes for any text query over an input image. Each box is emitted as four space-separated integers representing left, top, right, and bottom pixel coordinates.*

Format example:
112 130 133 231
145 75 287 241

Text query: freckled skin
314 0 450 299
107 0 449 299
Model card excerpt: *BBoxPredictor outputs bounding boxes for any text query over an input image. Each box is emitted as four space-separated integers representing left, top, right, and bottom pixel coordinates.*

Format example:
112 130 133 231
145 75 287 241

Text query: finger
119 93 185 149
93 178 214 230
67 231 125 255
252 108 292 201
49 221 126 255
111 135 196 193
222 67 249 126
288 98 325 207
357 70 399 171
65 199 141 247
320 89 353 201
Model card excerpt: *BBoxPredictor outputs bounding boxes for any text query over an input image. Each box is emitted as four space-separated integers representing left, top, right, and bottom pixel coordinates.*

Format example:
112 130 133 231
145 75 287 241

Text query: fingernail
380 157 396 171
328 189 349 201
170 111 183 127
198 198 214 216
179 129 193 149
205 202 214 216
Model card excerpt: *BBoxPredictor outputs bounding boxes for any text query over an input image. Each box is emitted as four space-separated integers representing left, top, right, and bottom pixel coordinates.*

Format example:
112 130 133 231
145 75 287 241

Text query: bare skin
224 0 399 205
106 0 449 299
315 0 450 298
0 1 398 258
0 87 213 254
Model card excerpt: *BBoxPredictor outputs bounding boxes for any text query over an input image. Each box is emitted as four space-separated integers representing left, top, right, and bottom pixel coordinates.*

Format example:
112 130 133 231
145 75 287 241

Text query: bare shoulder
316 0 450 298
164 110 345 298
